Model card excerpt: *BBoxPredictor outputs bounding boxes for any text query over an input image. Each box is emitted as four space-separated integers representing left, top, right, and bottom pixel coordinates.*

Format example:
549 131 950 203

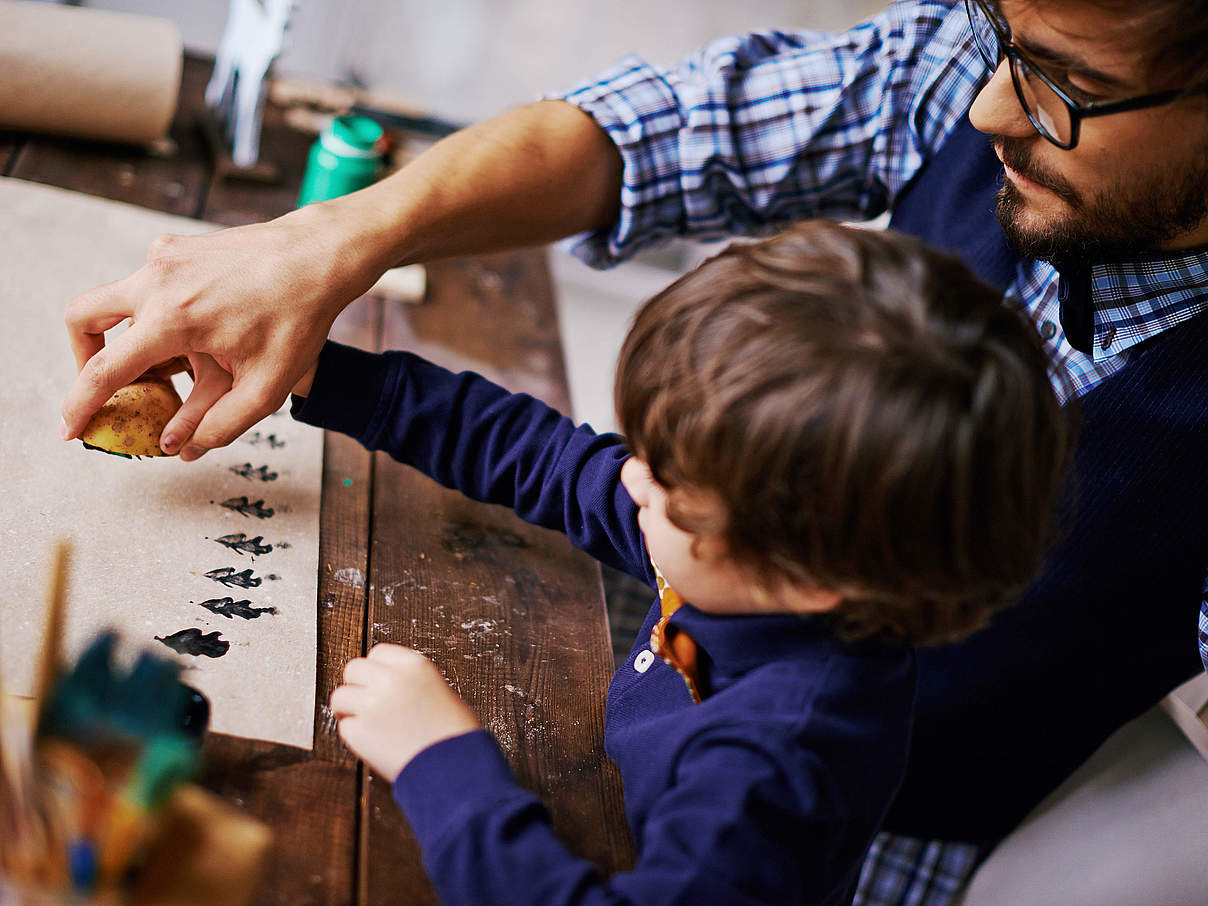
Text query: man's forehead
996 0 1153 83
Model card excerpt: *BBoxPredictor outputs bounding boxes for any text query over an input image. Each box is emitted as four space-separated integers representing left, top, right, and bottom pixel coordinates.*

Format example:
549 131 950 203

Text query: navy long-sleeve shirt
292 341 916 906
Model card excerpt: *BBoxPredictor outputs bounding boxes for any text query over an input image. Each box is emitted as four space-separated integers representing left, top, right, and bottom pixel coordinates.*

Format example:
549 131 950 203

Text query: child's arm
292 340 652 581
335 644 880 906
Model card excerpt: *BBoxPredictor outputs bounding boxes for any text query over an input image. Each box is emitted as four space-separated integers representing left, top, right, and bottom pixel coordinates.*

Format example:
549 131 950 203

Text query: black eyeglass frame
964 0 1181 149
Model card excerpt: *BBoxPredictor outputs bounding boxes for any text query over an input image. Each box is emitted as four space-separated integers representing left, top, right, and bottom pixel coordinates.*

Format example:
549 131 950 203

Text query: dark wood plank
401 252 575 413
314 296 379 765
199 735 358 906
6 57 211 217
363 254 634 902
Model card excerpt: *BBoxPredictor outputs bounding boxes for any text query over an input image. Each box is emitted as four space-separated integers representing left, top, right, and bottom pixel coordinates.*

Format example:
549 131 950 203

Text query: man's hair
615 221 1074 645
990 0 1208 91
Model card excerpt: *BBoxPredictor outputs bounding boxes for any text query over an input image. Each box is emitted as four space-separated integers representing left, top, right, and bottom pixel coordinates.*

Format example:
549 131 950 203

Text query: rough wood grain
200 736 358 905
315 295 379 765
405 252 575 413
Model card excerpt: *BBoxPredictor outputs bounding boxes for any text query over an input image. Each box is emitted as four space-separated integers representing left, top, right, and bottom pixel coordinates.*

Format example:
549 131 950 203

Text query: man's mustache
991 136 1081 207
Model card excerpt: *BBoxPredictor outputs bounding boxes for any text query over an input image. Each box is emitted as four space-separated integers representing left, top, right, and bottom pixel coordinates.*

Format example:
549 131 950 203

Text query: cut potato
79 379 183 458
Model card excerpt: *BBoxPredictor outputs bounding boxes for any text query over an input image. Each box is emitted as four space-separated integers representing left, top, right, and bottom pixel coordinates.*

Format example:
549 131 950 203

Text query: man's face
968 0 1208 263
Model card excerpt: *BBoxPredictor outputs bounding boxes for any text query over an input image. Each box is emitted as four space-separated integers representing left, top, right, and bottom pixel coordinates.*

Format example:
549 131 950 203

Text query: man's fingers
64 278 137 371
160 355 233 455
180 372 289 460
141 356 193 382
60 325 173 440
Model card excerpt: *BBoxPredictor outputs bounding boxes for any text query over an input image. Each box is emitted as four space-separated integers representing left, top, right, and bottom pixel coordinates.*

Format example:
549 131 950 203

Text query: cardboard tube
0 1 182 145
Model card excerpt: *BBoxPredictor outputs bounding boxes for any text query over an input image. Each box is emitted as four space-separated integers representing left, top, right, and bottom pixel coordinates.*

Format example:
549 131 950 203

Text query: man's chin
996 186 1093 264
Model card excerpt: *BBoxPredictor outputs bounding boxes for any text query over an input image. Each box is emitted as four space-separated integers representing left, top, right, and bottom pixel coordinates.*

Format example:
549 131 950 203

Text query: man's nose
969 61 1034 139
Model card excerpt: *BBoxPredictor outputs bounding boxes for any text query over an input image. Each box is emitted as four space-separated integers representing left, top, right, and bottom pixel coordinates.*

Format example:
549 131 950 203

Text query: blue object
68 839 97 891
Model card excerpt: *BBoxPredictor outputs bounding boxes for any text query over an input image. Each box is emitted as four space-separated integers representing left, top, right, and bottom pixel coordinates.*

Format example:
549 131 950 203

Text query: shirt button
1040 321 1057 340
1100 326 1117 350
634 649 655 674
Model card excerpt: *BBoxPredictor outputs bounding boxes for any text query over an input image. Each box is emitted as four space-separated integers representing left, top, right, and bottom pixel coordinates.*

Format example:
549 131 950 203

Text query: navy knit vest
885 116 1208 842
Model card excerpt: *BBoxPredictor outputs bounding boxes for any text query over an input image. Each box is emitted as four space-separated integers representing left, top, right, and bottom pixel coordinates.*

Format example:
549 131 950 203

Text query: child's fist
331 644 481 781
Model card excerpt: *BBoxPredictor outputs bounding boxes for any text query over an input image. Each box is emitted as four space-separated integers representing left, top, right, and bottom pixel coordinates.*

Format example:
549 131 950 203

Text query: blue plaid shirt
552 0 1208 901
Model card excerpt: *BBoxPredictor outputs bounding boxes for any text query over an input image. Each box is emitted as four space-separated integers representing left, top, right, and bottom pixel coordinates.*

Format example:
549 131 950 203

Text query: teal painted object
297 115 385 206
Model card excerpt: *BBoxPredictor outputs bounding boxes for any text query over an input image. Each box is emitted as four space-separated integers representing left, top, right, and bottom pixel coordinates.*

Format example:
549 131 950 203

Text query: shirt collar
648 557 904 675
667 602 841 674
1063 246 1208 361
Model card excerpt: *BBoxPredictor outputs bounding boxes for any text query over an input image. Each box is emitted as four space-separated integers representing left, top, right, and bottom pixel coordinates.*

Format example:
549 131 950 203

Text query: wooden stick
0 540 68 879
0 542 71 881
34 542 70 716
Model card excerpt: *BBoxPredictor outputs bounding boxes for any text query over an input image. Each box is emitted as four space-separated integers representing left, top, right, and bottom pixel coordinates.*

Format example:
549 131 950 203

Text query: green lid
321 115 384 159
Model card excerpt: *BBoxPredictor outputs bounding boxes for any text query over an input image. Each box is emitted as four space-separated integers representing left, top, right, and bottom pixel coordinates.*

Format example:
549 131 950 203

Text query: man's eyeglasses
964 0 1181 149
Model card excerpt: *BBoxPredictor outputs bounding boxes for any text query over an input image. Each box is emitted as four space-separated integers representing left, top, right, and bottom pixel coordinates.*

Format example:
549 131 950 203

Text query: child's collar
651 560 684 620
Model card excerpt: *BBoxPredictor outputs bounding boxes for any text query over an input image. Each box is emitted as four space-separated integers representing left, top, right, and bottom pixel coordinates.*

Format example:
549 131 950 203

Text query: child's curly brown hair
616 221 1074 645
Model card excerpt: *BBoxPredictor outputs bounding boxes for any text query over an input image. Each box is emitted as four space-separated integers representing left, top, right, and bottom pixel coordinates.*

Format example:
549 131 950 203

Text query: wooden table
1 56 633 903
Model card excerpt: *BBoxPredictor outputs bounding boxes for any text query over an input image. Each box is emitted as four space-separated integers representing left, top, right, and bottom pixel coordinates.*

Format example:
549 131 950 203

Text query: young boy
291 221 1072 905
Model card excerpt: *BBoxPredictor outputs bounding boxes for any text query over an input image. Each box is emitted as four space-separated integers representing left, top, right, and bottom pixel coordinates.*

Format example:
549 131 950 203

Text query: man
59 1 1208 902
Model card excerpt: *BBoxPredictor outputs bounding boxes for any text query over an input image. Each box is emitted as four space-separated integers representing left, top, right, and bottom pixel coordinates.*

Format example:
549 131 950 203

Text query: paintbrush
34 542 70 724
0 541 213 898
0 542 70 890
35 632 206 895
3 541 72 887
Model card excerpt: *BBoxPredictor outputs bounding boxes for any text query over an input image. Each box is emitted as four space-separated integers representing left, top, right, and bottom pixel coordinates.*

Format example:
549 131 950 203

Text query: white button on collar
634 649 655 674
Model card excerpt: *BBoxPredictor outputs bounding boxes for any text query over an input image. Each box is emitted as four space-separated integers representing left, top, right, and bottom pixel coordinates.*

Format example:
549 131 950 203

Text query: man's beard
992 136 1208 266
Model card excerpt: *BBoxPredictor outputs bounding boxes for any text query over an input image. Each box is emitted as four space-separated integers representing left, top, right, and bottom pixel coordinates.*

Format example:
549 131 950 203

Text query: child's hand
331 644 481 782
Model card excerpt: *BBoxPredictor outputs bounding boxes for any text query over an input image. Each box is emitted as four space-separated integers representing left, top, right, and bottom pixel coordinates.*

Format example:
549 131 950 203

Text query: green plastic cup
297 115 385 207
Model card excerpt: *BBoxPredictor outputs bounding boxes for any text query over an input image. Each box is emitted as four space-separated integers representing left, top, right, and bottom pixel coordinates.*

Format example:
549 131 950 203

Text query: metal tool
203 0 294 178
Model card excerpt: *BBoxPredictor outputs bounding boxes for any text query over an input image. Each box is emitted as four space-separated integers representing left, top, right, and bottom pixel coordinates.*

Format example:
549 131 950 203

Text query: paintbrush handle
34 543 70 715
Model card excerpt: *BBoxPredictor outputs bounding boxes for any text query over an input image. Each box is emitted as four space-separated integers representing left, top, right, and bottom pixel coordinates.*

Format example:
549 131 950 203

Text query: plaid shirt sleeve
549 0 984 268
1199 582 1208 675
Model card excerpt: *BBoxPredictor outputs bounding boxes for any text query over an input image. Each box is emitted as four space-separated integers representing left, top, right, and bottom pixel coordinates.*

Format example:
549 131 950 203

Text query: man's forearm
60 102 620 457
320 99 623 276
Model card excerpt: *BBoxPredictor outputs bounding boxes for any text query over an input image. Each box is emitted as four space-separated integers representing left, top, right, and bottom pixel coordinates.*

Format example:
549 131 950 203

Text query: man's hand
59 100 621 460
331 644 481 782
60 201 388 460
